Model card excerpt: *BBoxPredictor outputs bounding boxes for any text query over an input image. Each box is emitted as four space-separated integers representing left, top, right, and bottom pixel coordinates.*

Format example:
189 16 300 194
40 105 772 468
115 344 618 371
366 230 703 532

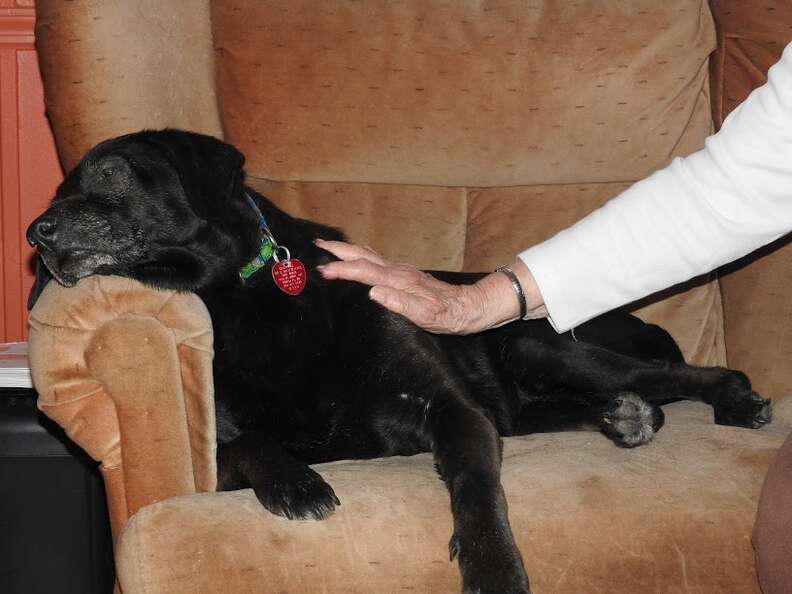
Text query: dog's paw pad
599 392 663 448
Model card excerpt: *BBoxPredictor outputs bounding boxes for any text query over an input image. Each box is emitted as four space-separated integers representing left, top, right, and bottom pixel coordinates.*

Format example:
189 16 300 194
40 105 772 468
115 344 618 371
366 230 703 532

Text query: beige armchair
29 1 792 592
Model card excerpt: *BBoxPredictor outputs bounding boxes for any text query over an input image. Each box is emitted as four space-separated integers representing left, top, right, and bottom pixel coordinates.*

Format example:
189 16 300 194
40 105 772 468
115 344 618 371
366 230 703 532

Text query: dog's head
27 129 260 308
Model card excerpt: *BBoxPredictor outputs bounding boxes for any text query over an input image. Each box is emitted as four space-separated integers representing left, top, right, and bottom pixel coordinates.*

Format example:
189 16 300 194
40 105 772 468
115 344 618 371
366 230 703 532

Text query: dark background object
0 388 114 594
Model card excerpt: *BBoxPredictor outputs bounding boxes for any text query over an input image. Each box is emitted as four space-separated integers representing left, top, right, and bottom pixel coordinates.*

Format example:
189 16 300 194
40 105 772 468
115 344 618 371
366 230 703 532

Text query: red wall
0 0 63 342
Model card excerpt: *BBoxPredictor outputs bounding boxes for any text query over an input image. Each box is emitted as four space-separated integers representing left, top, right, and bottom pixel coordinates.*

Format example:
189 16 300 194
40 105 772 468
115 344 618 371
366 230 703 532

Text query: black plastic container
0 388 114 594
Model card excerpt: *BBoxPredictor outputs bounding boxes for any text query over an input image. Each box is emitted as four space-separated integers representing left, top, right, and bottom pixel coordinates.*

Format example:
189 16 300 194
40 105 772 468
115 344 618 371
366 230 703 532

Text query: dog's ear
146 129 246 222
27 256 52 310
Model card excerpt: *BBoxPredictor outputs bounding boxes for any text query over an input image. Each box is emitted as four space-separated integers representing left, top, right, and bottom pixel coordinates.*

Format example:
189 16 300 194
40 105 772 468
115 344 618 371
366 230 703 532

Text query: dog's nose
27 216 58 247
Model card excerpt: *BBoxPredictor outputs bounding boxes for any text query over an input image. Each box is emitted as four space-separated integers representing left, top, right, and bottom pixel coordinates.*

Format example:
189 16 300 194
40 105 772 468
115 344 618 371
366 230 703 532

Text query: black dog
27 130 772 594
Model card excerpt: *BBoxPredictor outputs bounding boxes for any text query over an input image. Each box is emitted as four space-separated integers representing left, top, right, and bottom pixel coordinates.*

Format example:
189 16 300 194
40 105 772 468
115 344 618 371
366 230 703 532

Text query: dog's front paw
449 533 531 594
714 391 772 429
599 392 664 448
252 465 340 521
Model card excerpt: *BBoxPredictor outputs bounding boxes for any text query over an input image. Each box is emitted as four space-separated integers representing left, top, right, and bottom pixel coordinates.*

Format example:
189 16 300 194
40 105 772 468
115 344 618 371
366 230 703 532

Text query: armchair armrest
28 275 216 542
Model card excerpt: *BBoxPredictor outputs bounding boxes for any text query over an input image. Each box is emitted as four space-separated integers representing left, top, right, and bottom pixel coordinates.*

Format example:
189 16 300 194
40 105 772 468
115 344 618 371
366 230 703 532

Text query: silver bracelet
496 265 528 319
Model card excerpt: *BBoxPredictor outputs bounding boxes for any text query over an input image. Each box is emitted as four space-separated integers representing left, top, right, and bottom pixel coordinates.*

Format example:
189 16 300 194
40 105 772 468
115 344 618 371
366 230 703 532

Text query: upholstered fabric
35 0 223 172
213 0 714 188
248 177 469 272
115 401 791 594
28 276 217 541
709 0 792 128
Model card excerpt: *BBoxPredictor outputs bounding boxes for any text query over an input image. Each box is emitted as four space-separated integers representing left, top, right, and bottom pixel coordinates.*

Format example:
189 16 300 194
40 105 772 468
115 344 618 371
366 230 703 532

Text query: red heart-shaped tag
271 258 307 296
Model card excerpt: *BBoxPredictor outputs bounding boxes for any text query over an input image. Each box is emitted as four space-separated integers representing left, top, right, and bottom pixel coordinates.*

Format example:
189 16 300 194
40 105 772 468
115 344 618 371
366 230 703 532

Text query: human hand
315 240 547 335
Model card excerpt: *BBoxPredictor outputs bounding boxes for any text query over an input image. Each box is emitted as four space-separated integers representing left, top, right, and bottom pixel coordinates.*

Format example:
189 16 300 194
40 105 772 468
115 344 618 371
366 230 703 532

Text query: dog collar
239 191 278 280
239 192 308 296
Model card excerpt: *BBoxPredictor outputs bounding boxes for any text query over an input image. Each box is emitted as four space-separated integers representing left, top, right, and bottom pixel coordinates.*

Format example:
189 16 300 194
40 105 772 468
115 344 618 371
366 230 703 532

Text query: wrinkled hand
315 240 546 335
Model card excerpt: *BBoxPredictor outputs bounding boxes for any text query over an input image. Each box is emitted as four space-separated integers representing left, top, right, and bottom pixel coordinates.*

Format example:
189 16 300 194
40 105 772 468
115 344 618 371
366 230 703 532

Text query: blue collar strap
240 191 279 280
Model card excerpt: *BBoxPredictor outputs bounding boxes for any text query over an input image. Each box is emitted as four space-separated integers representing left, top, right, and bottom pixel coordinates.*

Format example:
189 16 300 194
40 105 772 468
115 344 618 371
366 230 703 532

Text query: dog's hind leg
513 392 665 447
501 333 771 430
426 394 531 594
569 312 685 364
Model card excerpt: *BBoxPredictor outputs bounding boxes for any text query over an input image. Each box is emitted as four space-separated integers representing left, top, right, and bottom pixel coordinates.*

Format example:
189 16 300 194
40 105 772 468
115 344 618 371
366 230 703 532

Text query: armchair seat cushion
115 401 790 594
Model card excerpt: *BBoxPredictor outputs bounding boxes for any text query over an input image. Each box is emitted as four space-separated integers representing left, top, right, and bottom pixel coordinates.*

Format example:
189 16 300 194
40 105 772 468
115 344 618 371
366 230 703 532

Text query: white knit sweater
520 42 792 333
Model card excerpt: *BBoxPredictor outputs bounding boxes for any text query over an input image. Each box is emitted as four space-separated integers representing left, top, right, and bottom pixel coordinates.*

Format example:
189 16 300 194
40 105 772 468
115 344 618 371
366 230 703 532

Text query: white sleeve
519 41 792 334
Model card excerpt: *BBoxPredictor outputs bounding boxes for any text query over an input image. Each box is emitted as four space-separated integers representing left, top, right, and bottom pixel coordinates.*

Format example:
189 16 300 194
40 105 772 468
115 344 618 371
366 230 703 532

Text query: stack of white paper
0 342 33 389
